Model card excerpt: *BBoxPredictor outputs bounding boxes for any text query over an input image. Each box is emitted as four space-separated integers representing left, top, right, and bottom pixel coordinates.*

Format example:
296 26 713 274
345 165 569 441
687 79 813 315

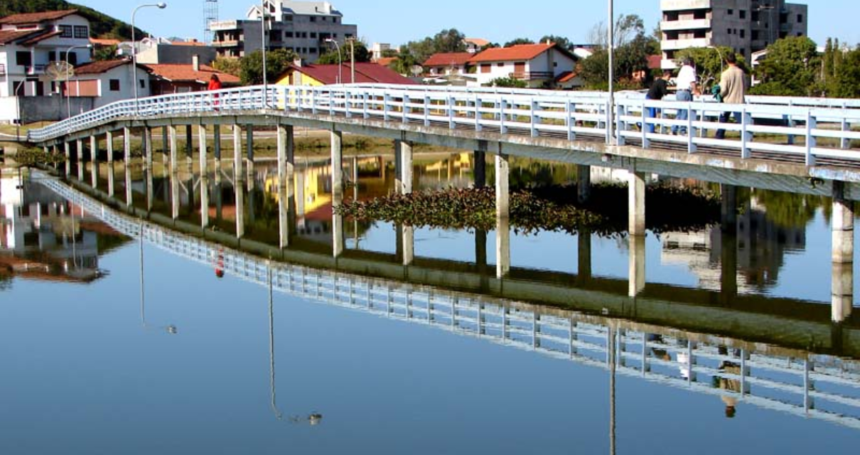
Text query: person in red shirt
208 74 222 110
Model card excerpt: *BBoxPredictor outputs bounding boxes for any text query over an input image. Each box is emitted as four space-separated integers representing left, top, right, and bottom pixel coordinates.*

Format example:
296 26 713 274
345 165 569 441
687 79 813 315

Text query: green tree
317 40 371 65
830 48 860 98
212 57 242 77
239 48 298 85
390 50 418 76
504 38 535 47
675 46 744 88
750 36 820 96
539 35 572 50
580 14 659 90
92 45 117 62
482 77 527 88
432 28 467 53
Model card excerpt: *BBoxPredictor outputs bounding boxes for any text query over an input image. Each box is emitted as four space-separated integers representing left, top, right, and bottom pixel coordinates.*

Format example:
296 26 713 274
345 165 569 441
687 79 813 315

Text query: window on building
16 51 32 67
68 52 78 66
109 79 120 91
752 30 760 40
740 29 745 38
74 25 88 39
345 33 353 39
310 32 317 38
740 10 746 19
728 9 733 15
727 28 732 35
797 14 804 23
284 15 293 21
497 63 504 67
797 32 803 37
310 16 316 22
333 17 339 23
285 31 293 38
310 47 317 54
139 79 146 89
481 64 490 74
59 25 73 38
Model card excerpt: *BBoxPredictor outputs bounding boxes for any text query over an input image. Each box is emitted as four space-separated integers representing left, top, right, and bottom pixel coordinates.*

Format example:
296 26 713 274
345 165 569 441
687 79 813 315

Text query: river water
1 152 859 454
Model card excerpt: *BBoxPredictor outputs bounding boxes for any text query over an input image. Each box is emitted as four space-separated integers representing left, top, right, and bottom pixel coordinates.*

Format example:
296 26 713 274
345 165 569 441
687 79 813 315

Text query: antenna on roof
203 0 219 45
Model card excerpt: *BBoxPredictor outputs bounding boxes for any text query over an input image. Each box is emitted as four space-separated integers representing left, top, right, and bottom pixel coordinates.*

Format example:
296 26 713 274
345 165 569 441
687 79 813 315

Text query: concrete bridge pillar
721 184 738 234
170 169 179 220
577 165 591 204
399 140 413 195
76 139 84 181
474 151 486 188
198 124 208 174
200 175 210 229
832 181 854 323
721 227 739 301
629 171 646 237
144 127 153 169
123 128 131 165
402 225 415 266
235 173 245 238
233 124 243 179
161 127 169 163
145 168 154 212
89 135 98 163
278 170 294 249
125 166 133 207
168 125 178 172
107 166 115 198
106 131 113 164
277 125 295 184
629 234 646 297
496 152 511 278
578 229 592 281
64 142 71 176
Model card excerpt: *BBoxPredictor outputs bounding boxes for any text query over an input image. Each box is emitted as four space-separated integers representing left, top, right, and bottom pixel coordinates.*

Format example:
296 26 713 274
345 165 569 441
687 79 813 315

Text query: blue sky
74 0 852 47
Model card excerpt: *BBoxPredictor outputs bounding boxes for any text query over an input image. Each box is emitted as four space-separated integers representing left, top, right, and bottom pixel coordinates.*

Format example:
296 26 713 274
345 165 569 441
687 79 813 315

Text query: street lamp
261 1 269 107
65 43 93 121
324 38 342 84
132 3 167 115
607 0 615 145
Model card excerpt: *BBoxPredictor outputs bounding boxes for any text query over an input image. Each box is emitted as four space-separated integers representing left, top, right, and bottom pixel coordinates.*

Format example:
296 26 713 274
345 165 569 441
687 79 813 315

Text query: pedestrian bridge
42 173 860 432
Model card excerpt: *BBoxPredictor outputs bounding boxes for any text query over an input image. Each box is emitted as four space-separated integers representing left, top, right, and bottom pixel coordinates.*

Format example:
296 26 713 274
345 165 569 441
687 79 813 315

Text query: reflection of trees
0 270 11 291
752 190 825 229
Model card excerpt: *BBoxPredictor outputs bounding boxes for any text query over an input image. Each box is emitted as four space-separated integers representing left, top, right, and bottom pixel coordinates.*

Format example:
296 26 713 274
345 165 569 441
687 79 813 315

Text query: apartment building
211 0 357 63
660 0 808 67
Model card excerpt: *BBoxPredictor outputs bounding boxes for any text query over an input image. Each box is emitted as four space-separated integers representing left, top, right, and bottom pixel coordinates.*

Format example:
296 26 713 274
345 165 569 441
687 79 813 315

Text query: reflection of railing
28 82 860 166
43 175 860 431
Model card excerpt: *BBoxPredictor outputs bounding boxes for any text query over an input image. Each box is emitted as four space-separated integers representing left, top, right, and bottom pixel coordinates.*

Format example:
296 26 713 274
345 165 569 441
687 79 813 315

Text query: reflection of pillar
399 140 413 195
201 176 210 228
145 167 153 212
628 234 646 297
233 124 243 178
185 124 193 160
608 324 617 455
108 165 115 198
832 262 853 323
170 169 179 220
89 135 98 188
296 169 306 219
235 174 245 238
402 225 414 266
162 127 169 163
721 184 738 234
144 127 153 169
125 166 133 207
475 229 488 268
474 151 486 188
332 192 344 258
578 230 592 280
64 141 71 176
447 155 455 181
215 171 223 223
246 125 255 177
277 125 294 183
76 139 84 181
577 165 591 204
496 152 510 278
279 177 290 249
168 125 178 172
213 126 221 164
629 171 646 236
721 228 738 300
198 124 208 175
832 181 854 323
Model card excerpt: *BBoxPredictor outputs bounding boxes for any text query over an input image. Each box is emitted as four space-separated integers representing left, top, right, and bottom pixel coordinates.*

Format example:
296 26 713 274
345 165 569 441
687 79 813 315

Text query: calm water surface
1 153 859 454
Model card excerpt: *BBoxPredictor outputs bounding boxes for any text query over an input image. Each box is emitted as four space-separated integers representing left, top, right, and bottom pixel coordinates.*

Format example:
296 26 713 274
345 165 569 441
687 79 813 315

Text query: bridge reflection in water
41 173 860 433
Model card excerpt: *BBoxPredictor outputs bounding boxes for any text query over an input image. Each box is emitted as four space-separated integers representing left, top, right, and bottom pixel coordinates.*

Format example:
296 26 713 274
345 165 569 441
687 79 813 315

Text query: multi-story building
0 10 93 99
211 1 357 63
660 0 808 67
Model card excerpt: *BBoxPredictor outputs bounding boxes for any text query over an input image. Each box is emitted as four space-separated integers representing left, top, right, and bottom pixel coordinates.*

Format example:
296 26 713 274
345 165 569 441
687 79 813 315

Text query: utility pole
349 39 355 84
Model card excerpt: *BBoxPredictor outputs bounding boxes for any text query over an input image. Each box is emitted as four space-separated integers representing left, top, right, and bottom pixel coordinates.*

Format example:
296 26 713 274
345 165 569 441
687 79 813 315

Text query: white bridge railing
40 173 860 431
28 84 860 165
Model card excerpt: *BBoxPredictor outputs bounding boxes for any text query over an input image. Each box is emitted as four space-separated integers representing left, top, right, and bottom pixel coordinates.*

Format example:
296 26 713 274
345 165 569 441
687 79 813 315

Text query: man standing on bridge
672 57 698 136
715 52 748 140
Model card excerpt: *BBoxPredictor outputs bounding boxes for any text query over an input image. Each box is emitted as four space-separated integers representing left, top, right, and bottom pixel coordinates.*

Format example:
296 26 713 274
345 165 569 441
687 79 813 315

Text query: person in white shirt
672 57 698 135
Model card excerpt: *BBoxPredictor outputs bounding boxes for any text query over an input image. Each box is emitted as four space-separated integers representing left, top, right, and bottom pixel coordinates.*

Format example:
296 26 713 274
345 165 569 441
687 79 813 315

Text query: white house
468 43 579 88
463 38 489 54
69 60 151 108
423 52 473 76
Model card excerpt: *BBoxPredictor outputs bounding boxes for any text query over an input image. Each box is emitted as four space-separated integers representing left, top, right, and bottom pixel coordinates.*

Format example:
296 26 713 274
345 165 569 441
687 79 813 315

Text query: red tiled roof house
468 43 580 88
423 52 473 76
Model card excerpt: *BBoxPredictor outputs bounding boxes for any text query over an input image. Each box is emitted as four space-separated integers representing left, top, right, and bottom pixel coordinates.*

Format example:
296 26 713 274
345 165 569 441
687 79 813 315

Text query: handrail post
383 92 391 122
641 101 650 148
500 99 507 134
448 95 455 129
806 109 817 166
475 96 482 132
329 90 334 117
840 102 849 150
423 95 430 127
565 100 573 141
345 90 352 118
740 107 751 159
616 103 626 146
530 98 538 138
687 106 697 154
364 91 370 119
403 94 410 124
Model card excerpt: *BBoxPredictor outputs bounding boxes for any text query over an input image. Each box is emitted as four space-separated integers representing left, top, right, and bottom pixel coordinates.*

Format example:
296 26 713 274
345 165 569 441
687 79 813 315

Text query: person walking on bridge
645 70 673 133
672 57 698 136
208 74 223 111
715 52 748 140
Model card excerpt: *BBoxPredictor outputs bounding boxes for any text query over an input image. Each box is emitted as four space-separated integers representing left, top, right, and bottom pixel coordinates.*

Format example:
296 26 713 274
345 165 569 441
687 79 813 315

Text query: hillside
0 0 145 40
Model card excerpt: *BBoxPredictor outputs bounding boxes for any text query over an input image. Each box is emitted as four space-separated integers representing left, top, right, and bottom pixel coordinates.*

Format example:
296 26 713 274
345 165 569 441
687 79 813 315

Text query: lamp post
65 43 92 121
607 0 615 145
325 38 342 84
347 38 355 84
261 1 269 107
132 3 167 115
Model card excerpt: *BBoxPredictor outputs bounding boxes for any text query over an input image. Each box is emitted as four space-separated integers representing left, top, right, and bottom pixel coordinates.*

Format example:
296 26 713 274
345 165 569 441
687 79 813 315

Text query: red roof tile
90 38 121 46
289 63 414 85
0 29 39 45
20 30 62 45
375 57 398 67
74 59 139 75
464 38 490 47
0 10 79 25
469 43 556 63
143 64 241 85
423 52 473 68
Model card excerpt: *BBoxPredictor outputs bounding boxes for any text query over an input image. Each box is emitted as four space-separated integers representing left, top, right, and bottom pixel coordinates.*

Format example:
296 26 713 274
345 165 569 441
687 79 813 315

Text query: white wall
474 61 517 86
